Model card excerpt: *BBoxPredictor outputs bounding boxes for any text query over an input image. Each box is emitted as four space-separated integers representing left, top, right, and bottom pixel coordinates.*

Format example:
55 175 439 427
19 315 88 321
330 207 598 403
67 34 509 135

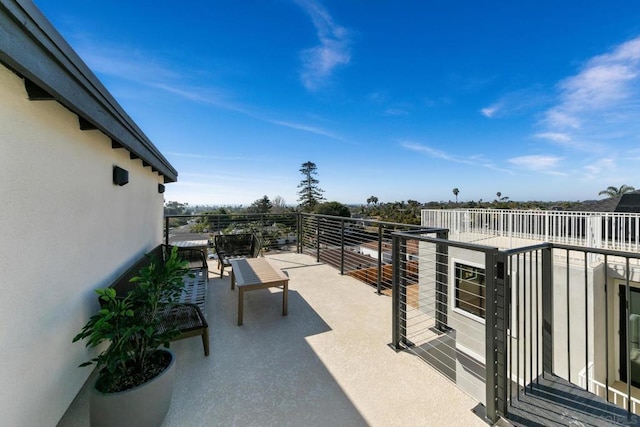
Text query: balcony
57 251 486 426
57 212 640 426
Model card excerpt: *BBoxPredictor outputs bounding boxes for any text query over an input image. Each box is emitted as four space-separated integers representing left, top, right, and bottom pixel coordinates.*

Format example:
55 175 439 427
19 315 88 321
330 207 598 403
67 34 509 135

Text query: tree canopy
315 201 351 217
297 161 324 212
598 185 636 198
164 201 188 216
247 195 272 214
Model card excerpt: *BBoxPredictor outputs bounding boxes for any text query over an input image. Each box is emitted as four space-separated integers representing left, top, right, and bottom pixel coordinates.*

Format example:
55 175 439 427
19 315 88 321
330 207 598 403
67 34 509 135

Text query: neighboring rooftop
615 191 640 213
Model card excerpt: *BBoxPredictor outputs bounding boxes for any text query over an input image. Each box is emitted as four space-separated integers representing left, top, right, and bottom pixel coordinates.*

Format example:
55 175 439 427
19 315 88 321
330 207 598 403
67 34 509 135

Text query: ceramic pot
89 349 176 427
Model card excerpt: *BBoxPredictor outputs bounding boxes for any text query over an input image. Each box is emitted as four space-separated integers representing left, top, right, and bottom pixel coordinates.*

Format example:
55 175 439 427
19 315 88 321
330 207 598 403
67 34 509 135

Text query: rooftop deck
57 252 485 427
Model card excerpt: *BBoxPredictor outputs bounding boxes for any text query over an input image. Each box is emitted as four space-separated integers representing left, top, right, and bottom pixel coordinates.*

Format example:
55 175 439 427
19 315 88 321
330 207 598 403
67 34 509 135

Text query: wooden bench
107 244 210 355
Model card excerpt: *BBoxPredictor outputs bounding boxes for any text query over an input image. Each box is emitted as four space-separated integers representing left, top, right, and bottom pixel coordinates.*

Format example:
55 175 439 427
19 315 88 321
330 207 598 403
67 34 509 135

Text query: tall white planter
89 350 176 427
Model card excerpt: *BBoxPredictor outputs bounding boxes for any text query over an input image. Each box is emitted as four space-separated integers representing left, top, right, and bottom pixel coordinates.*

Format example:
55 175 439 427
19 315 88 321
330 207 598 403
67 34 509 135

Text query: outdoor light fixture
158 184 165 193
113 165 129 186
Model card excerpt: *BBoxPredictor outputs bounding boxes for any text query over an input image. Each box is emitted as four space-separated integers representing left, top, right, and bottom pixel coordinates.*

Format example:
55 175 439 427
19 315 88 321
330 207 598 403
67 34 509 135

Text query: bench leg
202 326 210 356
238 288 244 326
220 263 224 278
283 281 288 316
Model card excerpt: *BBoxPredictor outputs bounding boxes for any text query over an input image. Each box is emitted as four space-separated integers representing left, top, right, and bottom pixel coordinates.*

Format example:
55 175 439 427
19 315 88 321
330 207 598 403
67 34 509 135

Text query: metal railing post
377 224 383 294
435 230 449 332
392 233 402 348
485 249 507 422
398 236 408 346
297 213 302 254
340 218 345 275
542 245 554 375
316 217 321 263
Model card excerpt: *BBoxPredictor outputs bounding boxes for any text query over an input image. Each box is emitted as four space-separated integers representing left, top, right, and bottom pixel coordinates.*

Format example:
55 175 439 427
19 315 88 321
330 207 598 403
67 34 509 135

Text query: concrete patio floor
57 252 486 427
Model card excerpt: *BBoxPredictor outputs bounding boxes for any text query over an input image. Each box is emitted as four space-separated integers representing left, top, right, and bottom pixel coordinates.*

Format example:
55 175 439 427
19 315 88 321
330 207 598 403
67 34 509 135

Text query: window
455 263 485 319
619 285 640 388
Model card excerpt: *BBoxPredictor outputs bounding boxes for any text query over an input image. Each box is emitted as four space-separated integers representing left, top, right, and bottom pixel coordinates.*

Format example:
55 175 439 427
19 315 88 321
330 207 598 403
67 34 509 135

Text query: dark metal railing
299 213 442 294
390 228 640 423
166 212 640 423
164 213 299 253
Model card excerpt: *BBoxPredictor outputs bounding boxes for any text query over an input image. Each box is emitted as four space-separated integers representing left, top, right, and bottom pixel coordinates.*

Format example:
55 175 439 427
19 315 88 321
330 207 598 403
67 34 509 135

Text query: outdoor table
172 239 209 259
229 258 289 326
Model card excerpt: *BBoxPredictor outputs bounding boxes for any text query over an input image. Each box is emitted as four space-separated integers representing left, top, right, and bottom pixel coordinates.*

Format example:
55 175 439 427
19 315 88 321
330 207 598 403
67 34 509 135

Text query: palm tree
598 185 635 198
452 188 460 204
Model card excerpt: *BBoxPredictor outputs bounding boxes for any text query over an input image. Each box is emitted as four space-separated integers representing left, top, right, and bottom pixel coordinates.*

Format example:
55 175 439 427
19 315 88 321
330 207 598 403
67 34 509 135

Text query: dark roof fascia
615 193 640 213
0 0 177 182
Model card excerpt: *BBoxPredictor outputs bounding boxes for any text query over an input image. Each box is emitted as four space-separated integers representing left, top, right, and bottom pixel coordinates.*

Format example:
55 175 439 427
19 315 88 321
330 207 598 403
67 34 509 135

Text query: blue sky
35 0 640 206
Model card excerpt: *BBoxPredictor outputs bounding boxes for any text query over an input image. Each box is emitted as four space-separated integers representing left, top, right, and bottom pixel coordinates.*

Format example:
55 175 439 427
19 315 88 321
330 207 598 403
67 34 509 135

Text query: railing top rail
165 213 297 219
301 213 426 230
502 242 552 256
552 243 640 259
391 229 500 253
422 208 640 217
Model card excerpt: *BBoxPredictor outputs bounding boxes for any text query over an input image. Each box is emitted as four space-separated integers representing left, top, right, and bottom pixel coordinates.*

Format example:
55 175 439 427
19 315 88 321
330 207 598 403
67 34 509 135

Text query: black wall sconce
158 184 165 193
113 166 129 186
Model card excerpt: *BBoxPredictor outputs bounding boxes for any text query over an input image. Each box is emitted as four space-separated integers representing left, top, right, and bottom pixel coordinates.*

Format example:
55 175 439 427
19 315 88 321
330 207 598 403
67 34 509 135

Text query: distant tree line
166 166 632 229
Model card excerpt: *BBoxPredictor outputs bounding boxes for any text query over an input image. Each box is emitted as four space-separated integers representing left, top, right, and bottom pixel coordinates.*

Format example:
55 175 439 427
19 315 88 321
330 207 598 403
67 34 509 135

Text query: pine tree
297 161 324 212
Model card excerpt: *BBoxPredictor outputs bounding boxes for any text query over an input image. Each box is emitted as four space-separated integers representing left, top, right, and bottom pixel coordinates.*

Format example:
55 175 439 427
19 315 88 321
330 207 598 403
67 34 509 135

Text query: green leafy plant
73 246 192 393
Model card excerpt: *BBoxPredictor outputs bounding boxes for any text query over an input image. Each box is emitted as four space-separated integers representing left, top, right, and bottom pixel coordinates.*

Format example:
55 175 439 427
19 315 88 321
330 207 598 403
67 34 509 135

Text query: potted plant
73 246 191 427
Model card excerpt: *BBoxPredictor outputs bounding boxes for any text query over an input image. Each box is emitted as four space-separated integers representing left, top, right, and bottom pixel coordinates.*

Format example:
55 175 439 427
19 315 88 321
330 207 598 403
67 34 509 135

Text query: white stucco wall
0 64 166 426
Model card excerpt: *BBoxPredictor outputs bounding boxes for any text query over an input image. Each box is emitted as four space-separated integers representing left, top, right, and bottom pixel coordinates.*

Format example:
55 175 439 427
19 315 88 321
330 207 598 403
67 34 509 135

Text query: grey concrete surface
58 252 486 427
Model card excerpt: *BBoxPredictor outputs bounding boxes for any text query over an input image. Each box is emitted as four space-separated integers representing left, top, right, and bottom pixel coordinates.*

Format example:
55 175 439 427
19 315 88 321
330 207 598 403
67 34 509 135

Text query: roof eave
0 0 177 183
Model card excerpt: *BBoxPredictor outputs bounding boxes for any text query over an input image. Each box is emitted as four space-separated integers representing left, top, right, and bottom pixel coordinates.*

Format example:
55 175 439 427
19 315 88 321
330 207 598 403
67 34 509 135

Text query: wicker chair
214 233 261 278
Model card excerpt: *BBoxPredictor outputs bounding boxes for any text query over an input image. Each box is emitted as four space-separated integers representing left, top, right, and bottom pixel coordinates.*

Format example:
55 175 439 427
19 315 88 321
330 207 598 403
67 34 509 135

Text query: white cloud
508 155 565 175
75 42 179 83
534 132 572 143
267 119 345 141
384 108 409 116
480 104 501 118
583 157 616 179
481 88 548 119
148 83 345 140
541 36 640 134
296 0 352 91
401 141 513 174
401 142 453 161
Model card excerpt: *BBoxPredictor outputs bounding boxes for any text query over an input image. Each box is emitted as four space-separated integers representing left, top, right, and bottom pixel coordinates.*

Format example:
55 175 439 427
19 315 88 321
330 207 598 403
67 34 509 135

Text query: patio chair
214 233 261 278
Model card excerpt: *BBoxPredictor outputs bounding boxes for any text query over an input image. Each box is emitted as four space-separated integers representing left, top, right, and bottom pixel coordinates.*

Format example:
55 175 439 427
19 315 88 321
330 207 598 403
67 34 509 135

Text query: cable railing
164 213 299 254
299 213 442 293
390 230 499 414
391 228 640 423
165 212 640 423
